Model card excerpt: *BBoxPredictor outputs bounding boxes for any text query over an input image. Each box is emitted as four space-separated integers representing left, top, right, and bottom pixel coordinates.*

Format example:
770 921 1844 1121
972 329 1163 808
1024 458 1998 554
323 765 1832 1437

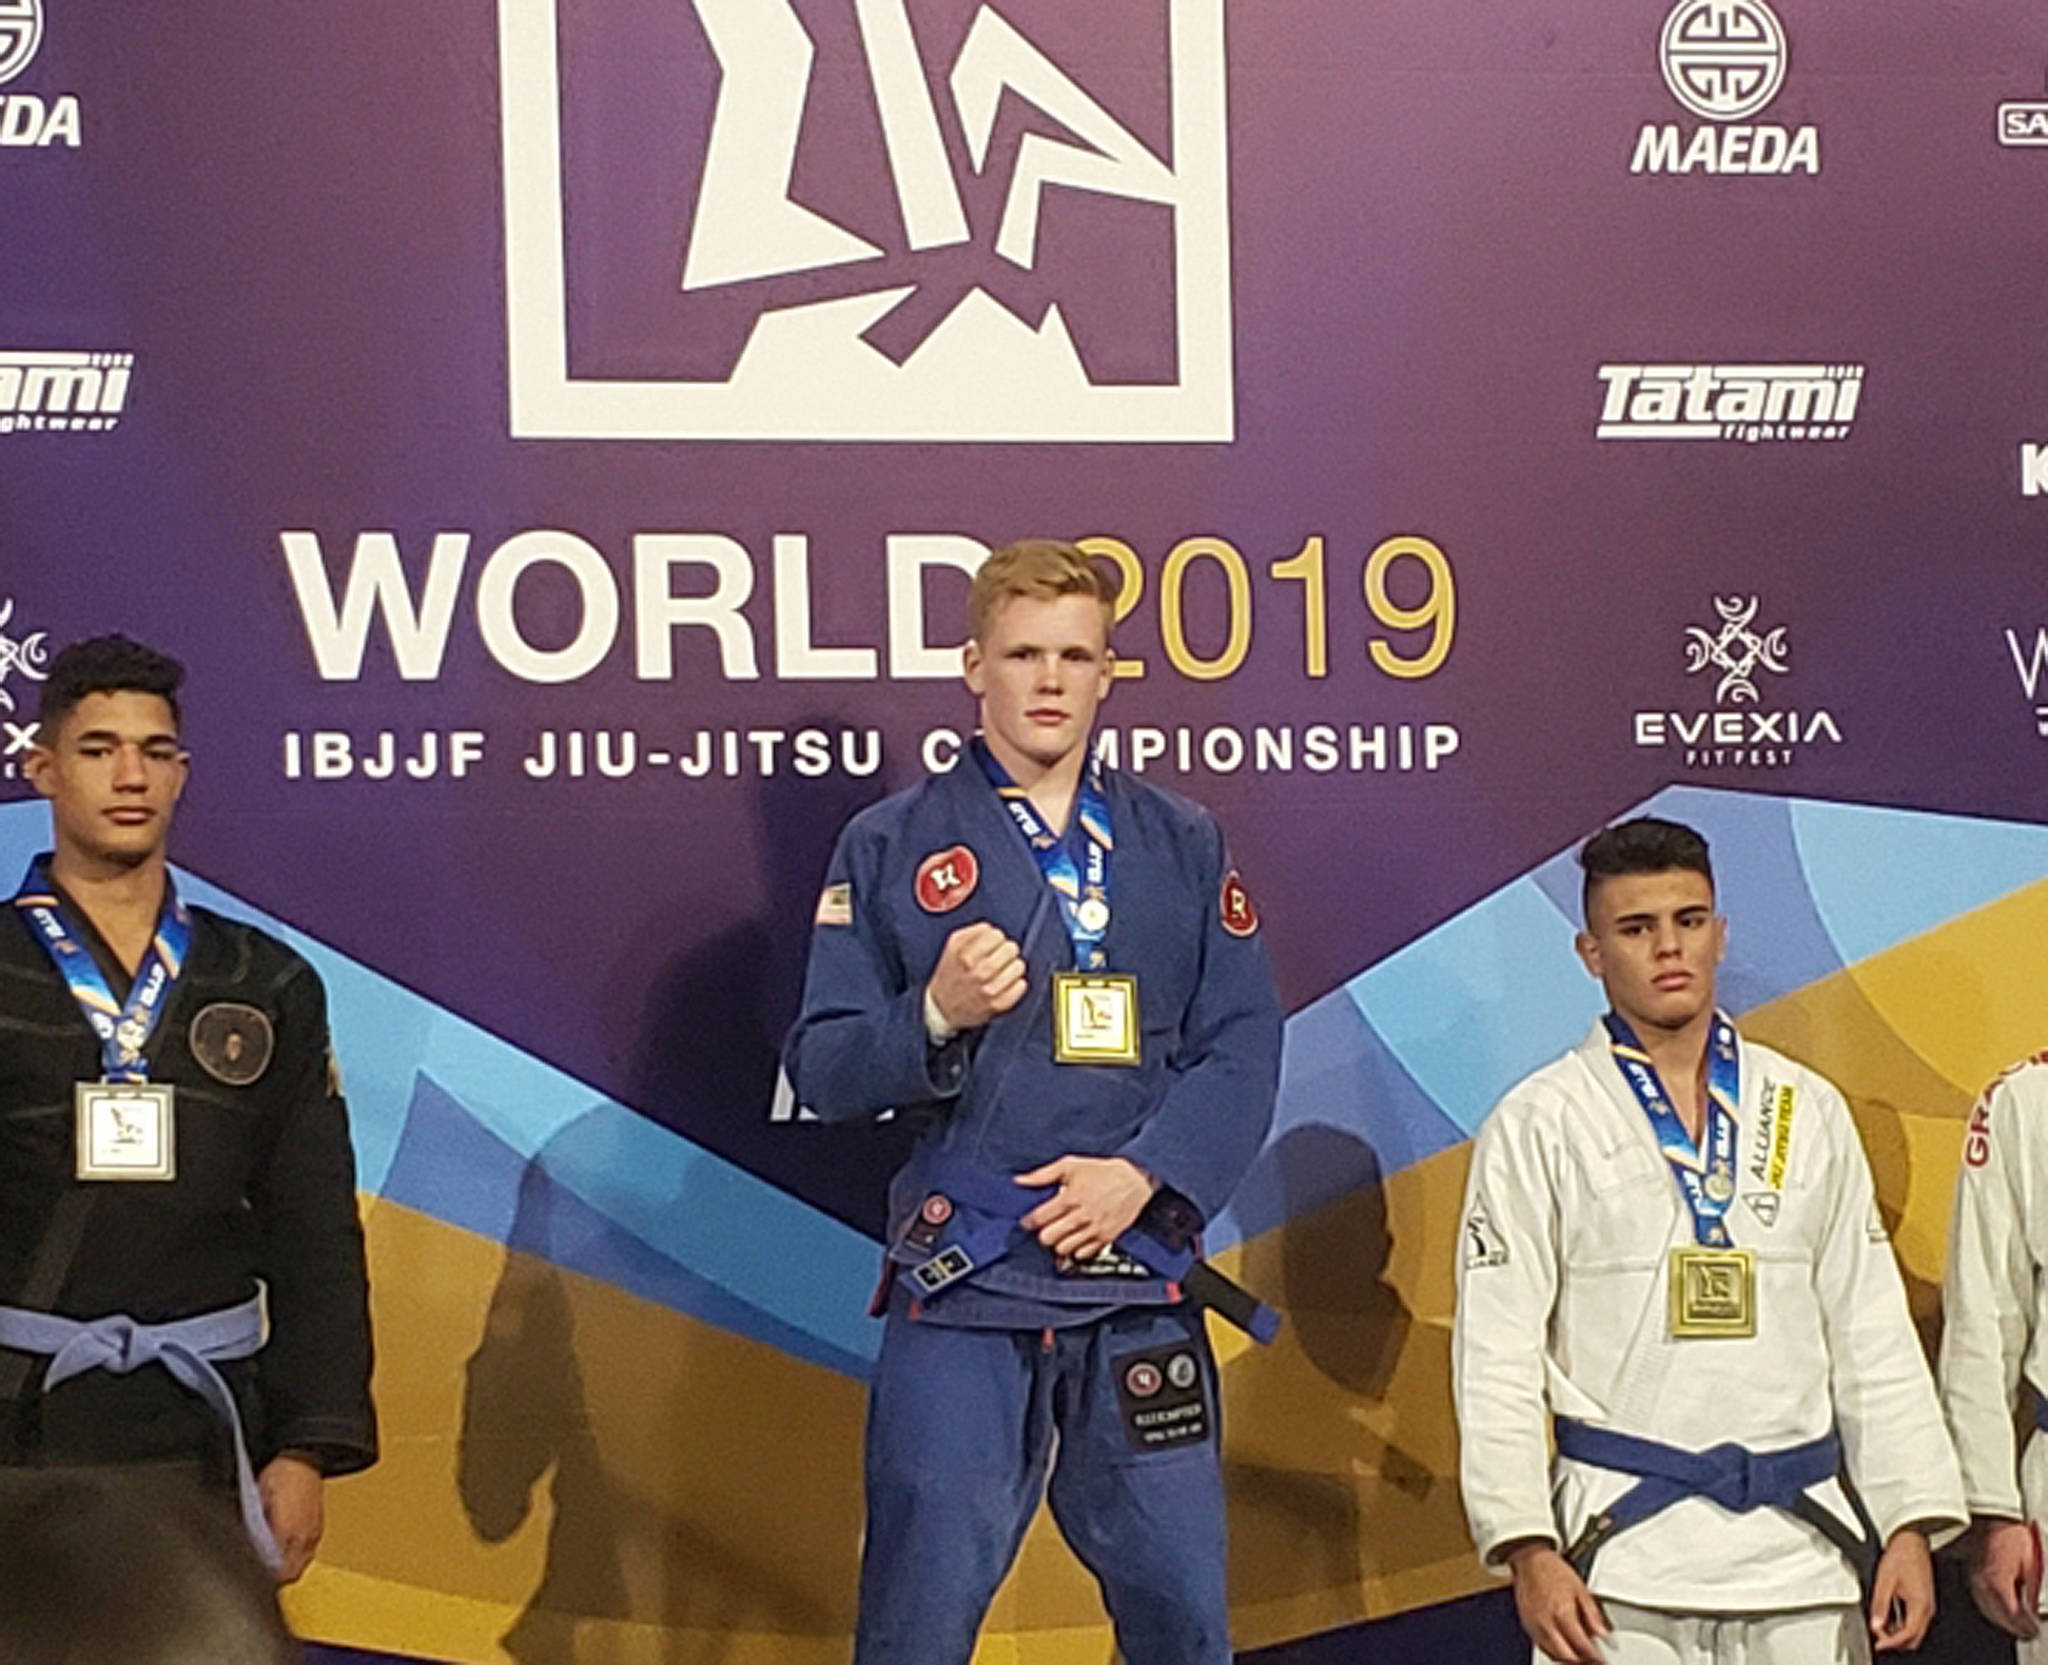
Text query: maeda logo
0 0 78 149
1632 0 1817 176
0 0 41 85
499 0 1232 442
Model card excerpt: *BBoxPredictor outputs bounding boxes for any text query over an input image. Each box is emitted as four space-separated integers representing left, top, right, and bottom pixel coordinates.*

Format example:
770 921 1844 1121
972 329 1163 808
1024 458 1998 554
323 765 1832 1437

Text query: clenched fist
927 922 1027 1032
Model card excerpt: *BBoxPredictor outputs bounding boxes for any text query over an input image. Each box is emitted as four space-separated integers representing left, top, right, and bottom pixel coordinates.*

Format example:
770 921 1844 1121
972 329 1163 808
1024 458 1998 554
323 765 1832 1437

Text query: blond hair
969 539 1118 644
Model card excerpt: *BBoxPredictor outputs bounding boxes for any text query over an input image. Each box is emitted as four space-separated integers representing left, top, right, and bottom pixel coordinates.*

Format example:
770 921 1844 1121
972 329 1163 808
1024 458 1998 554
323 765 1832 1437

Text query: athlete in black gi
0 636 375 1581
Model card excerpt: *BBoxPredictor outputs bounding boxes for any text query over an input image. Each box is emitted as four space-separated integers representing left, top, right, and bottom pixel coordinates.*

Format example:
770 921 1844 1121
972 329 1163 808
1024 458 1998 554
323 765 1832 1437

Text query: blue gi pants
855 1303 1231 1665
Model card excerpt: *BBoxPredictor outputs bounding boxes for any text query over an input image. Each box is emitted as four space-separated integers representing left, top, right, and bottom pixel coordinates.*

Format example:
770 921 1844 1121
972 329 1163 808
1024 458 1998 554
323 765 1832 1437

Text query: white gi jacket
1939 1056 2048 1537
1454 1019 1964 1612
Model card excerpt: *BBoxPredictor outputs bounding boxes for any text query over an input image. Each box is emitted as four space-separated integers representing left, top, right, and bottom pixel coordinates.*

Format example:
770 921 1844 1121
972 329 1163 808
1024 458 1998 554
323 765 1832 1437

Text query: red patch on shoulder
1219 869 1259 937
1965 1099 1994 1168
915 846 979 914
920 1194 953 1226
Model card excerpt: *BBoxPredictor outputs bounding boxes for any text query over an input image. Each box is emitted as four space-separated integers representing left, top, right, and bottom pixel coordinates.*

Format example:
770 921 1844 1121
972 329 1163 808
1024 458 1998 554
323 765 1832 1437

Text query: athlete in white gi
1938 1052 2048 1656
1454 817 1964 1664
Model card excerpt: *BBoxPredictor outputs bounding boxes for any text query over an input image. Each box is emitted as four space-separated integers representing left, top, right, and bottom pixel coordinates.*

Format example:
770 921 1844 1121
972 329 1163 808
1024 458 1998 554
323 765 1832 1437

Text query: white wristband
923 985 958 1045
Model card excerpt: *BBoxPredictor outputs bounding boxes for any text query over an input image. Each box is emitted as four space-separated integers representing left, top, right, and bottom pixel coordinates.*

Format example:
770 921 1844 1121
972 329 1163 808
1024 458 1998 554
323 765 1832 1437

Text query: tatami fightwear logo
1596 364 1861 442
1632 0 1817 176
0 350 130 433
499 0 1232 441
1685 596 1787 705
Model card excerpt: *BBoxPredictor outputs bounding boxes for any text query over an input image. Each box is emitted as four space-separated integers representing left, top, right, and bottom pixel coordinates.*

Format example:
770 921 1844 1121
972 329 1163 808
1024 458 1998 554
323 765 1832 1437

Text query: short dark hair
1579 816 1713 920
0 1468 297 1664
36 634 185 739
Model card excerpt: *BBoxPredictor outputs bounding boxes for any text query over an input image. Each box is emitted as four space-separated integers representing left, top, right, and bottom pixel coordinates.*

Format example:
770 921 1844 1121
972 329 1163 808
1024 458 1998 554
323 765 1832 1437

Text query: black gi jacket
0 885 377 1478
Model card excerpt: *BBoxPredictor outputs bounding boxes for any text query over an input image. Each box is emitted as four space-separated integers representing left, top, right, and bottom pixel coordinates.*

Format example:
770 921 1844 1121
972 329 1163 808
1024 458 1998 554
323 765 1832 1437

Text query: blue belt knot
0 1293 279 1570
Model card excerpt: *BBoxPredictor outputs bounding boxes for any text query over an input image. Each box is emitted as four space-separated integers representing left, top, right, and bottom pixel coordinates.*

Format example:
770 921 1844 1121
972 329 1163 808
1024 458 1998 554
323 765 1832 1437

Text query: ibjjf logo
1632 0 1815 176
0 597 49 719
0 351 132 434
1634 594 1841 769
1660 0 1785 120
1685 595 1787 705
1596 364 1860 442
0 0 41 85
498 0 1232 441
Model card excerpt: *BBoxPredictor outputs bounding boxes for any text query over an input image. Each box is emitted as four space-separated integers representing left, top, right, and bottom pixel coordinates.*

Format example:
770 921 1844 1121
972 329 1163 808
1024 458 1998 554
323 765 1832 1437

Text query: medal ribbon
971 735 1113 970
1603 1010 1741 1248
11 858 190 1083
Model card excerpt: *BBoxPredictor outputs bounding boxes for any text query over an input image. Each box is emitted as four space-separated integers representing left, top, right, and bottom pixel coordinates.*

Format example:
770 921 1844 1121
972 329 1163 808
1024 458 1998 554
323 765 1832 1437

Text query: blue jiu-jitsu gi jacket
786 754 1282 1328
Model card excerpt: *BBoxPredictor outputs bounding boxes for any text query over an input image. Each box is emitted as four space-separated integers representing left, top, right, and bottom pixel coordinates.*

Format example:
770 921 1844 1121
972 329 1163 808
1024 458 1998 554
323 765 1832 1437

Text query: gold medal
1052 971 1140 1065
1668 1245 1755 1338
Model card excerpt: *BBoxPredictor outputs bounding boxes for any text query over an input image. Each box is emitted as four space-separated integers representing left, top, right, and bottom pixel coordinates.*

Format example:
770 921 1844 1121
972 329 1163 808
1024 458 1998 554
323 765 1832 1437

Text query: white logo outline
0 0 41 88
1659 0 1787 124
497 0 1234 443
0 598 50 716
1684 595 1789 706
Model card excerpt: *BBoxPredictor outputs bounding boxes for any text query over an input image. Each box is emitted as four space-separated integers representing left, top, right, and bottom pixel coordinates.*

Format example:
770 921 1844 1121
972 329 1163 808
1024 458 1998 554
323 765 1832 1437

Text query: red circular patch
920 1193 954 1226
915 845 979 913
1124 1362 1162 1398
1219 869 1259 937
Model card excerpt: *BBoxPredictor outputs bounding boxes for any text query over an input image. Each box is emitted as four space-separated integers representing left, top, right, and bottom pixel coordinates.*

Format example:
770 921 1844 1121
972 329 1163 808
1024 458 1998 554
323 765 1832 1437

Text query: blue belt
0 1293 280 1570
1555 1417 1872 1585
898 1151 1281 1343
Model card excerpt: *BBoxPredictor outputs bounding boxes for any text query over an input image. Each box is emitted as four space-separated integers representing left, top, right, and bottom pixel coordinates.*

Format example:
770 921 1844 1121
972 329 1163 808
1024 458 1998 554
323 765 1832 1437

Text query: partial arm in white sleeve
1815 1082 1967 1541
1454 1091 1566 1566
1939 1076 2038 1521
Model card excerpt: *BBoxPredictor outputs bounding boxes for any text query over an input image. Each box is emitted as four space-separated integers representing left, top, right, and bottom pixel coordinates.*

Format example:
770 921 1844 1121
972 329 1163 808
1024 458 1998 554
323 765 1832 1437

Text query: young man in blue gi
786 538 1283 1665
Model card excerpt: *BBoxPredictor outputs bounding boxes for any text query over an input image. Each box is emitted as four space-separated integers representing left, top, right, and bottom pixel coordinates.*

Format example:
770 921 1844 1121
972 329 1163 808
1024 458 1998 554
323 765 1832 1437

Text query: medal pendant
1667 1245 1755 1338
1052 972 1141 1066
1703 1170 1735 1203
75 1081 177 1182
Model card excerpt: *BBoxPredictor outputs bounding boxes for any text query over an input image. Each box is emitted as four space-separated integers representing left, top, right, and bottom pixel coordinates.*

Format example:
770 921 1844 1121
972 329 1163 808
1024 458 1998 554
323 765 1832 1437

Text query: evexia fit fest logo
1633 594 1843 770
498 0 1232 442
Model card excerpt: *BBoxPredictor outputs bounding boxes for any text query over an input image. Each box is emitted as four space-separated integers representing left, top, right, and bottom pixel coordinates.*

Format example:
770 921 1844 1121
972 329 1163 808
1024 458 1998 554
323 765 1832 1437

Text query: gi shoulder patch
815 882 853 927
1463 1197 1509 1269
915 846 979 913
1112 1344 1211 1453
188 1002 275 1087
1219 869 1259 937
